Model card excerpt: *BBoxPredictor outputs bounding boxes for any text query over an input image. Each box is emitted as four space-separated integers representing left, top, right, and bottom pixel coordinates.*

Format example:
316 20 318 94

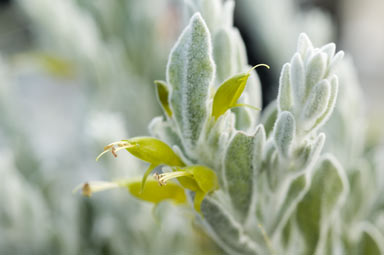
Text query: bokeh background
0 0 382 254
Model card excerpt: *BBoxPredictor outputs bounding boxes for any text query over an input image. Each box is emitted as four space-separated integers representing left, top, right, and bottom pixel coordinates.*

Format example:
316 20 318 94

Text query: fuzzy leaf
302 80 331 131
328 51 344 75
154 80 172 117
148 116 184 151
201 198 256 254
278 63 293 112
167 13 214 149
200 0 221 31
306 133 326 166
305 52 327 97
290 53 305 105
272 174 308 235
261 100 278 137
213 28 234 83
297 33 313 59
311 75 339 130
273 111 296 158
320 43 336 59
233 28 248 72
296 156 347 253
224 131 254 220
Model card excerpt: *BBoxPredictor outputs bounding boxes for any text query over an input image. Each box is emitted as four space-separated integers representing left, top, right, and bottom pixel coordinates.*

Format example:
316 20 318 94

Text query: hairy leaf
167 13 215 150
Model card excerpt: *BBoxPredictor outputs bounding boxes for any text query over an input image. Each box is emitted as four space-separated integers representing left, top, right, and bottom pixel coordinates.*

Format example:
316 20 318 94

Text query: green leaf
167 13 215 150
125 179 186 204
154 80 172 117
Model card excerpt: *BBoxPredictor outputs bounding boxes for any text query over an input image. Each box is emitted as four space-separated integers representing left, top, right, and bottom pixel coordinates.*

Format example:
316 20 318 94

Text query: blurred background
0 0 382 254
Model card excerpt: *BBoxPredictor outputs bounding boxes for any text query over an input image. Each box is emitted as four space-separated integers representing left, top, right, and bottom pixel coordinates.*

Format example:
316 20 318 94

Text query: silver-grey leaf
167 13 215 151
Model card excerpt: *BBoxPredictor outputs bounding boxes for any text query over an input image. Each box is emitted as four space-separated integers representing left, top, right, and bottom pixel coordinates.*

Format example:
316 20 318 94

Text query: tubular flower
96 137 185 190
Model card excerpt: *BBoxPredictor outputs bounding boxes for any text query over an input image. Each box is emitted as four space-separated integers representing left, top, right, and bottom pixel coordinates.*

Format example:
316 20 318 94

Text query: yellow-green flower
211 64 269 119
78 136 219 213
96 137 185 190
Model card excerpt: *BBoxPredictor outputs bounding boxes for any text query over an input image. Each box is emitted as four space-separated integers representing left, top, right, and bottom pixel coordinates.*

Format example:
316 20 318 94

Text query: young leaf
154 80 172 117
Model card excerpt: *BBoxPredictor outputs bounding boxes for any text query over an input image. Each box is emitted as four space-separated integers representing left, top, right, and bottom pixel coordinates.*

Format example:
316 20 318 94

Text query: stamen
247 64 270 75
82 182 92 197
111 147 117 157
155 171 193 186
96 141 135 161
153 172 166 186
